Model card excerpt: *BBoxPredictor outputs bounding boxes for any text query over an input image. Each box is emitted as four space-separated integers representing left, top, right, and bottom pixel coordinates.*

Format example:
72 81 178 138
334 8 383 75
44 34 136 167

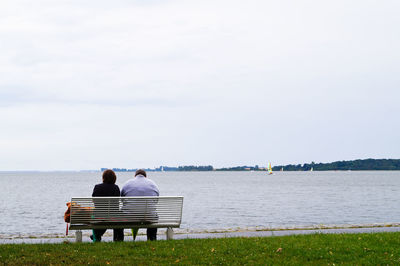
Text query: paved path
1 226 400 244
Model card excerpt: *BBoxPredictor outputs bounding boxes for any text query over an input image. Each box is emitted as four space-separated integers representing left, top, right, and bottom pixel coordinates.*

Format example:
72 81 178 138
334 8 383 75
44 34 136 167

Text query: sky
0 0 399 170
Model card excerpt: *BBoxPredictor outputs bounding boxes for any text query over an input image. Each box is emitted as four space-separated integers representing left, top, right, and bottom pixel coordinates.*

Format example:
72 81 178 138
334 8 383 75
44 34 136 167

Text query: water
1 171 399 238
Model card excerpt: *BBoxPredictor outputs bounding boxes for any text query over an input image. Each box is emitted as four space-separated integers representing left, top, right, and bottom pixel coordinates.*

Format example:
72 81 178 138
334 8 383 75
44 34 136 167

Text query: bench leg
76 230 82 243
166 227 173 240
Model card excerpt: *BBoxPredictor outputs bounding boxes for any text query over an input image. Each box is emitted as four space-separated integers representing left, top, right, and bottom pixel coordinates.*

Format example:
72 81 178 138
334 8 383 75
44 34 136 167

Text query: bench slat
69 196 183 230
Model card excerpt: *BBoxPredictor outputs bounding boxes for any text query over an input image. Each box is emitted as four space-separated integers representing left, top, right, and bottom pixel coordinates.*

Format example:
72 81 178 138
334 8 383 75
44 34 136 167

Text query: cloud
0 0 399 170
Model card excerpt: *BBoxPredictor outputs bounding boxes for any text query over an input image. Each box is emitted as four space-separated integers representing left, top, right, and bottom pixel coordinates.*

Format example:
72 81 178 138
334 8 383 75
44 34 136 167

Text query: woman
91 169 124 242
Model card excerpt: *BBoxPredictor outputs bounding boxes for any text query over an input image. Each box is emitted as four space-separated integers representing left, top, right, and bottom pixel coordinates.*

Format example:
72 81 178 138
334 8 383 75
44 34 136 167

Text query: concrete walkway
1 226 400 244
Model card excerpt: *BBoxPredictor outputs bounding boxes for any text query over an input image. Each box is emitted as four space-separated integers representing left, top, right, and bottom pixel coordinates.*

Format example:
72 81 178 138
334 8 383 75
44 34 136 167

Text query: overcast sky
0 0 399 170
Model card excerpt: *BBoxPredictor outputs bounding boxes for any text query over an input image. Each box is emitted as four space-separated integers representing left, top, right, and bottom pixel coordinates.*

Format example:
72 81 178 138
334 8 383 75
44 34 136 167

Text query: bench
69 196 183 242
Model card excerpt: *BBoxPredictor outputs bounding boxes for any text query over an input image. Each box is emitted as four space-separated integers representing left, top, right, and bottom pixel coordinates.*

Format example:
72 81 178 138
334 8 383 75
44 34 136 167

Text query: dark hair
135 169 147 177
102 169 117 184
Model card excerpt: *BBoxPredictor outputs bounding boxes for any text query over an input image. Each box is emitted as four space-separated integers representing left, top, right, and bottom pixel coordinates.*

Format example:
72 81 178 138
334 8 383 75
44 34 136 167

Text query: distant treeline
273 159 400 171
102 159 400 172
101 165 214 172
177 165 213 171
216 165 262 171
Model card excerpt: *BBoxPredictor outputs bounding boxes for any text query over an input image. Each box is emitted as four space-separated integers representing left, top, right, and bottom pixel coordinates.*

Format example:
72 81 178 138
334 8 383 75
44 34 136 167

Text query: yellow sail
268 162 273 174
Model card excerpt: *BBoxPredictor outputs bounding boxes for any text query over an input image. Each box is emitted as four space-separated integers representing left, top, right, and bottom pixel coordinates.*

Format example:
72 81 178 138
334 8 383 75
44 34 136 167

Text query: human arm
92 184 99 197
120 185 125 196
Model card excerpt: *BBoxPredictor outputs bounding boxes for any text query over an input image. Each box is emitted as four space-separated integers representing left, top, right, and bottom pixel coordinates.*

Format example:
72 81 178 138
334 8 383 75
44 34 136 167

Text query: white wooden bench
69 196 183 242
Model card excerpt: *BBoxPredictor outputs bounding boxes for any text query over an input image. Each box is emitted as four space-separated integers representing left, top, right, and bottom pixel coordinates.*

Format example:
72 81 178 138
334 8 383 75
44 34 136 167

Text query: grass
1 232 400 265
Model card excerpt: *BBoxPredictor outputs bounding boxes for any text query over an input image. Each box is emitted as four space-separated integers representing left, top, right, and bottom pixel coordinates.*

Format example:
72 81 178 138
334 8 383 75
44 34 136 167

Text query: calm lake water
1 171 399 238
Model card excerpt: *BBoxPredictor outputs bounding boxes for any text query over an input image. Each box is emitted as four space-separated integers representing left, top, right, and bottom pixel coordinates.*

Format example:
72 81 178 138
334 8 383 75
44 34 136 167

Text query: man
121 169 160 241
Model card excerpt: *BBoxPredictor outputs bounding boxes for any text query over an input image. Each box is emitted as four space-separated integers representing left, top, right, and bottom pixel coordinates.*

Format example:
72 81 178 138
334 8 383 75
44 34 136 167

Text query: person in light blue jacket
121 169 160 241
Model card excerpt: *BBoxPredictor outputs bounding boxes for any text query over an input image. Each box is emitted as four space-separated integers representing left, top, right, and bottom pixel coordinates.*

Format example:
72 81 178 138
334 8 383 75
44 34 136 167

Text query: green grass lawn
1 232 400 265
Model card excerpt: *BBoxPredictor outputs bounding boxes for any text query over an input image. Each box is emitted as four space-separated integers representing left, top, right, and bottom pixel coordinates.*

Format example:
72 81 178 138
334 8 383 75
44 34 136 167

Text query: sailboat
267 162 273 174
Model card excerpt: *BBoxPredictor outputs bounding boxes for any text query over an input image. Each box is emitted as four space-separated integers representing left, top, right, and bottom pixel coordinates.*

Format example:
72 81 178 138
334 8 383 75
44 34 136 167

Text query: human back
92 182 120 197
121 169 159 197
120 169 160 241
91 169 123 242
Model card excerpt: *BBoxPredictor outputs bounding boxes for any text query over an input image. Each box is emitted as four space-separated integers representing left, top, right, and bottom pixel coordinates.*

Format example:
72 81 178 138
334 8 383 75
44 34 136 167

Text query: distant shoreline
1 159 400 172
104 159 400 172
2 169 400 173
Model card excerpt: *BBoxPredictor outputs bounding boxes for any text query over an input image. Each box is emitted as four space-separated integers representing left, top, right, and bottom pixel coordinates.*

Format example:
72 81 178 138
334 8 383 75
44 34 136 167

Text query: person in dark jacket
91 169 124 242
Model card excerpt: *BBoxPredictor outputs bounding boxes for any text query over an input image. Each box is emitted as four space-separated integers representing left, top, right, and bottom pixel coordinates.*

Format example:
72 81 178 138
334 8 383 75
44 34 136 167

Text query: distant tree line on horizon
273 159 400 171
101 159 400 172
101 165 214 172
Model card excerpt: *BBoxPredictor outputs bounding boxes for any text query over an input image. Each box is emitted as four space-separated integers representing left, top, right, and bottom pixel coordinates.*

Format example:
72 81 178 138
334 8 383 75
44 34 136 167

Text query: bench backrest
69 196 183 229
